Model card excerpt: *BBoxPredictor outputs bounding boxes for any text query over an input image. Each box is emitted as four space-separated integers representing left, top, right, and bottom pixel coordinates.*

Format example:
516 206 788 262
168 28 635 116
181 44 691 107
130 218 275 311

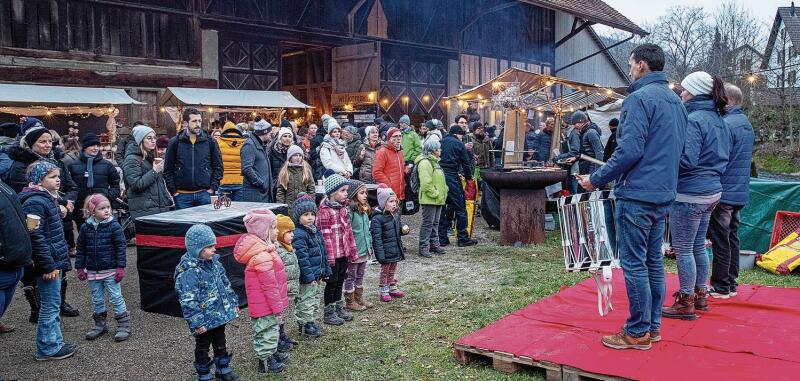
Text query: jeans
438 173 469 244
294 282 321 324
36 274 65 357
616 199 669 337
217 185 243 202
195 324 227 365
251 315 279 360
89 277 128 315
671 200 718 295
343 261 367 293
0 267 23 318
709 203 742 294
419 205 443 255
174 191 212 210
323 257 348 305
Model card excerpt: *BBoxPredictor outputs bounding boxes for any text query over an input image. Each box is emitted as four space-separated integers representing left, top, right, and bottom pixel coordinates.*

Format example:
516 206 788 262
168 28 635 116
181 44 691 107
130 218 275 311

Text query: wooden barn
0 0 645 132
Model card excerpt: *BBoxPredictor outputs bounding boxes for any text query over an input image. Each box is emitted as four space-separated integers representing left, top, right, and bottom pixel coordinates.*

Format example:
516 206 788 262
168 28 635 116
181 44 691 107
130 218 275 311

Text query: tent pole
549 84 564 161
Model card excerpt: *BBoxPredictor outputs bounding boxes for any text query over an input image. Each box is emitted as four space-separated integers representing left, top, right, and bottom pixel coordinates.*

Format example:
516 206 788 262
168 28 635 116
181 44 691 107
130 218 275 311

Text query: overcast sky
596 0 788 35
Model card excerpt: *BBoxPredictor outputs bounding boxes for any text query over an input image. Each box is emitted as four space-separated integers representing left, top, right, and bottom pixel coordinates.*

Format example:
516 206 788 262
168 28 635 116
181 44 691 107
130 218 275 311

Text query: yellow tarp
757 230 800 275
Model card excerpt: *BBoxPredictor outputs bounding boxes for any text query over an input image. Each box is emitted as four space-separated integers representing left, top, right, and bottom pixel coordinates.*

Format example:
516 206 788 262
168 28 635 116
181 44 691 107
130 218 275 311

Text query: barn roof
521 0 648 36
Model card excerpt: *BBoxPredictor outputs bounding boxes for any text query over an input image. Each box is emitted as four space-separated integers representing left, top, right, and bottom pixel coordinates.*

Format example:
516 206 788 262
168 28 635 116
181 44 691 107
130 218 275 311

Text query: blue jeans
616 199 669 337
671 200 718 295
36 274 65 357
0 267 23 318
438 173 469 244
174 191 212 210
217 185 243 202
89 277 128 315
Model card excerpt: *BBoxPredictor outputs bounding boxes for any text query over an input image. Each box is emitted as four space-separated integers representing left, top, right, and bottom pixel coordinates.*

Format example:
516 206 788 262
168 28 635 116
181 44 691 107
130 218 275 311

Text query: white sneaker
709 292 730 299
729 291 738 297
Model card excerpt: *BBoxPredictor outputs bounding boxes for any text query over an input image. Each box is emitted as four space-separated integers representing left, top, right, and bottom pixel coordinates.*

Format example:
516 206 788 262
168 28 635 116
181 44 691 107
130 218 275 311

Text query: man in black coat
0 178 32 333
437 124 478 247
603 118 619 162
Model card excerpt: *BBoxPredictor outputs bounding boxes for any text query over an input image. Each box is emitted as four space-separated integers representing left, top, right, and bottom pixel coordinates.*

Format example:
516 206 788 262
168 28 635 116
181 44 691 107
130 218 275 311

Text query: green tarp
740 178 800 253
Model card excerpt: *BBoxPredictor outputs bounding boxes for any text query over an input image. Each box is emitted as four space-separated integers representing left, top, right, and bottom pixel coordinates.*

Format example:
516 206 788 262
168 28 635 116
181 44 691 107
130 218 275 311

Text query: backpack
409 157 430 194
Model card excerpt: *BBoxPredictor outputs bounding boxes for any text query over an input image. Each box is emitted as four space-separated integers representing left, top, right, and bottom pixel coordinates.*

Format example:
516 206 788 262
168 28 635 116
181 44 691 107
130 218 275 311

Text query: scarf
279 240 293 252
323 135 346 157
81 151 100 188
324 198 345 209
273 139 290 155
304 224 317 233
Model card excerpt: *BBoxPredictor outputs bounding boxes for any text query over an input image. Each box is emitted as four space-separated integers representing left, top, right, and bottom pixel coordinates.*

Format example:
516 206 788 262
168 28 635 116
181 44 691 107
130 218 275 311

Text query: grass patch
754 152 800 174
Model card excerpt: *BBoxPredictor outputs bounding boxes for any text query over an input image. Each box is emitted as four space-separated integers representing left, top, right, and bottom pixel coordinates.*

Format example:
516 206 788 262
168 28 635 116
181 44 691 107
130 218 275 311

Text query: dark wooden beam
1 66 217 88
554 20 594 48
555 33 634 74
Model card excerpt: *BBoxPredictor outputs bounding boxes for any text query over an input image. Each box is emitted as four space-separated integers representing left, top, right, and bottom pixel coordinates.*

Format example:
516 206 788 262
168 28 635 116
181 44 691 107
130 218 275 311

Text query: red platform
455 270 800 380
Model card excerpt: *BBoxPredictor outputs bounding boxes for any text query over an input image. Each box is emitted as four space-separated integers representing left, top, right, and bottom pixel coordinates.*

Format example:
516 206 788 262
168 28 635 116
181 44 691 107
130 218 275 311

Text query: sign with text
331 92 376 106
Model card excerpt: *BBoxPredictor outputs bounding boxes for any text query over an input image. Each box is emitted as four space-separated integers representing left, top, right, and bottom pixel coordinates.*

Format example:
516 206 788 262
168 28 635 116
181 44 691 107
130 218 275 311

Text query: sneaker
431 246 446 254
36 343 77 361
650 331 661 343
709 291 730 299
298 322 321 338
323 304 344 326
601 331 651 350
457 239 478 247
418 251 432 258
729 291 738 297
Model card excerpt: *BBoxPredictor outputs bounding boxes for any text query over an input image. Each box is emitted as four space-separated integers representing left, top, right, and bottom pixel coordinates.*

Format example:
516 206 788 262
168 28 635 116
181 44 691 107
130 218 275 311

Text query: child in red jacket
234 208 289 373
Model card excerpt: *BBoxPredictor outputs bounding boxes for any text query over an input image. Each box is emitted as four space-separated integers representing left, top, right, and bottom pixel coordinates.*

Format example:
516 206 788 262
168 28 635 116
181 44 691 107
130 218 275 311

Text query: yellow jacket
217 127 246 185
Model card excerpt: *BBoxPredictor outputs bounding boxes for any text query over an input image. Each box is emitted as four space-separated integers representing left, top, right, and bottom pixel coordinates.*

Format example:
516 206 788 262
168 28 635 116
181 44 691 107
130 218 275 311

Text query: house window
790 70 797 86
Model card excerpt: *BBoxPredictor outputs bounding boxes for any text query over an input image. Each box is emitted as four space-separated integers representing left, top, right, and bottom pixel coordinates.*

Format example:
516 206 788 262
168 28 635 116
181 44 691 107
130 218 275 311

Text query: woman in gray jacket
122 126 171 219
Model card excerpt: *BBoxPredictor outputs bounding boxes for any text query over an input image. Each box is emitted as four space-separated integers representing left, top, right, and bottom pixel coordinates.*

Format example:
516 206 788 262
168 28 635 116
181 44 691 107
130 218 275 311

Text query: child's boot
194 359 214 381
272 351 289 363
85 311 108 340
113 311 131 342
335 299 354 321
298 322 322 337
355 287 373 308
213 352 240 381
258 355 285 373
389 284 406 298
281 323 298 345
379 285 392 302
323 304 344 325
23 286 40 323
344 291 366 311
277 324 293 352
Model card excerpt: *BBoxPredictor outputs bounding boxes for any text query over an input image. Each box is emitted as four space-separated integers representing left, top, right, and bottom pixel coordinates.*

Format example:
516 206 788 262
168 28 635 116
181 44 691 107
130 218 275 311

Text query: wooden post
499 188 546 245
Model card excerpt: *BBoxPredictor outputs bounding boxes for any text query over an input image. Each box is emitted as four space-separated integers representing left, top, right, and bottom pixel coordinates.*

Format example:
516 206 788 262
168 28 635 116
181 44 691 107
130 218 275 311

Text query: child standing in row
276 145 315 218
276 214 300 350
175 224 240 381
316 174 359 325
371 184 407 302
344 179 373 311
234 209 289 374
75 193 131 342
291 193 331 337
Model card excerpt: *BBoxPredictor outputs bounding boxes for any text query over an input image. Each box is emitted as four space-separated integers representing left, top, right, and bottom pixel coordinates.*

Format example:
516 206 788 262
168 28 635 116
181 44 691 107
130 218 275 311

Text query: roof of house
761 7 800 69
521 0 648 36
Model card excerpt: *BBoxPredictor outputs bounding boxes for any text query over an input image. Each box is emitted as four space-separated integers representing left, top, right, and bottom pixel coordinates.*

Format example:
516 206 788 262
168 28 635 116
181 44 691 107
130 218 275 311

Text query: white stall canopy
160 87 313 113
0 83 143 116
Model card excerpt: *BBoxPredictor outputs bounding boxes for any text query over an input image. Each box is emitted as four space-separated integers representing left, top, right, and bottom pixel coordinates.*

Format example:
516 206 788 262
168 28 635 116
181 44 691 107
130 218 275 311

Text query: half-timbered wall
218 34 281 90
380 45 448 122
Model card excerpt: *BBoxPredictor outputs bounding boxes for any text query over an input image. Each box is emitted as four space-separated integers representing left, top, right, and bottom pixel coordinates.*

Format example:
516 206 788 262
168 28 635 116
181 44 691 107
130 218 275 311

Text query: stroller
113 197 136 243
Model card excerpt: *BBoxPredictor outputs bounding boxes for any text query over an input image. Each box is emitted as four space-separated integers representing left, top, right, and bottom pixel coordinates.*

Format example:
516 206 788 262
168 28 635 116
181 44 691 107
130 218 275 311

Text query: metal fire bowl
481 167 567 190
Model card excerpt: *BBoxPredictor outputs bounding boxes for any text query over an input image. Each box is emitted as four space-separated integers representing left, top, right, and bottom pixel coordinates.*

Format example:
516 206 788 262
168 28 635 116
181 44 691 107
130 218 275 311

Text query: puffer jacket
678 96 731 197
75 216 126 271
293 224 332 284
276 166 315 214
356 141 380 183
370 210 405 264
67 152 122 206
20 187 71 275
415 155 447 205
122 142 171 219
349 207 373 259
0 179 32 271
163 129 224 194
579 123 604 175
233 234 288 318
319 137 353 176
240 133 273 203
372 143 406 200
532 131 553 162
216 129 246 186
720 106 755 206
174 250 239 335
4 146 77 205
317 200 359 264
277 243 300 298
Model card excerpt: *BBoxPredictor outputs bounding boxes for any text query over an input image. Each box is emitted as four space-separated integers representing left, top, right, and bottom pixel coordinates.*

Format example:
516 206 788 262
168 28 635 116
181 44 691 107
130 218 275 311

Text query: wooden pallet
453 343 629 381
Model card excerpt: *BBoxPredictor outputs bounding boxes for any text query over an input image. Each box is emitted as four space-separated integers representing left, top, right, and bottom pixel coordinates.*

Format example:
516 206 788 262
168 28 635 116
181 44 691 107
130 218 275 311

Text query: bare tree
650 6 711 81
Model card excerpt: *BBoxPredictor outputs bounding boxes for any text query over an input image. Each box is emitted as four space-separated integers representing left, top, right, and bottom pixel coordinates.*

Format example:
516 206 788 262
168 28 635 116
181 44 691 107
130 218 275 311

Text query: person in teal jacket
344 179 374 311
416 139 448 258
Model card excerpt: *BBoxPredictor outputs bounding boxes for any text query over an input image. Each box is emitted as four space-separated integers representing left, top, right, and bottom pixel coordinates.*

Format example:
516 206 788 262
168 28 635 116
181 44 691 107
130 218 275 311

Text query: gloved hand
114 267 125 283
76 268 88 281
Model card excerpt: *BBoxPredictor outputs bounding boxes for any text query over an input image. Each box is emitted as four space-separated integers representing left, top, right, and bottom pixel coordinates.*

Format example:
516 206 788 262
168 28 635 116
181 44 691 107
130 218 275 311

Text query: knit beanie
81 133 101 148
253 119 271 134
449 124 466 136
20 117 45 136
347 179 367 200
0 122 19 138
276 214 295 244
571 110 589 124
84 193 110 218
291 192 318 223
399 115 411 125
23 126 51 148
277 127 293 140
321 114 334 130
132 125 155 145
469 121 483 133
327 119 341 134
425 129 442 144
377 183 396 210
286 144 304 162
280 119 292 128
386 127 401 140
344 124 359 136
681 71 714 96
27 160 59 185
425 119 441 130
324 173 348 196
185 224 217 258
243 208 277 241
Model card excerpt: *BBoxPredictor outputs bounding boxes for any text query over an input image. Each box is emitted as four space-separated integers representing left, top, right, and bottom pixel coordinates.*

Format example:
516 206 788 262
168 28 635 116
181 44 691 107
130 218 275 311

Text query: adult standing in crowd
0 177 32 333
163 107 223 209
662 71 731 321
532 118 555 162
310 120 328 179
466 122 494 178
418 121 430 141
438 124 477 247
372 127 406 214
416 139 448 258
240 119 274 202
123 125 172 219
355 125 380 183
156 135 170 158
603 118 619 162
572 111 604 177
580 43 686 350
557 117 581 194
301 123 318 156
343 124 362 177
216 122 246 201
709 83 755 299
269 125 296 197
319 115 353 178
399 115 422 165
67 132 122 230
523 122 538 161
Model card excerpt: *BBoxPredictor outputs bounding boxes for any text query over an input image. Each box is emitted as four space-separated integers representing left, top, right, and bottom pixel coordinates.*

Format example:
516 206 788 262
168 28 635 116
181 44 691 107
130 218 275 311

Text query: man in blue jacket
580 43 687 350
164 107 224 209
0 178 32 334
709 84 754 299
438 124 477 247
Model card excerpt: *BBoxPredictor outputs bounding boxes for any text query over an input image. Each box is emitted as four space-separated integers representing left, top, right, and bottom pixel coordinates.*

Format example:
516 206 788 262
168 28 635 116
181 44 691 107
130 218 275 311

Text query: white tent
0 83 143 116
159 87 312 112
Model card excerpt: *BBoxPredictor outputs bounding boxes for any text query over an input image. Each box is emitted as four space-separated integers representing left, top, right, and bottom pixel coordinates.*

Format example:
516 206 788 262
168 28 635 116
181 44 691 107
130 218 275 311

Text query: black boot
23 286 40 323
258 355 285 373
213 352 240 381
193 359 213 381
277 324 294 352
60 279 79 317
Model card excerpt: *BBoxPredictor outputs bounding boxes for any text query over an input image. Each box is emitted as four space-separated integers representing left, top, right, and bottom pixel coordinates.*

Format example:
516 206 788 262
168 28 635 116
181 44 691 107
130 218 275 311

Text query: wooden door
332 42 380 95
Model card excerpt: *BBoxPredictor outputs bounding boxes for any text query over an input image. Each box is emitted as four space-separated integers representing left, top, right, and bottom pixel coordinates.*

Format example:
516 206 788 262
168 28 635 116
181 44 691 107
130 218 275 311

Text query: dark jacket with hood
20 187 71 275
122 142 172 219
720 106 755 206
163 129 224 194
678 96 731 197
579 123 604 175
439 134 474 179
3 145 77 206
174 247 239 335
75 216 127 271
0 179 32 271
67 152 122 207
370 209 405 264
240 133 273 202
292 224 333 284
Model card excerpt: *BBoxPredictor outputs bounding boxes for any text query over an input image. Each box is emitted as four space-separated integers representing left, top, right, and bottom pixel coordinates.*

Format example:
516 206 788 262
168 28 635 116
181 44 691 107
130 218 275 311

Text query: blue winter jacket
439 134 474 179
174 249 239 335
293 224 333 284
533 130 554 162
720 106 755 206
75 217 127 271
20 188 71 275
163 129 224 194
677 96 731 196
590 72 687 205
579 123 604 175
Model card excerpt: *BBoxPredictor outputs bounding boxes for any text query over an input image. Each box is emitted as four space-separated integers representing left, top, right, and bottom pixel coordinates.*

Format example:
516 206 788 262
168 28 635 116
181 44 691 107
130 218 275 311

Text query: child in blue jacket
174 224 240 381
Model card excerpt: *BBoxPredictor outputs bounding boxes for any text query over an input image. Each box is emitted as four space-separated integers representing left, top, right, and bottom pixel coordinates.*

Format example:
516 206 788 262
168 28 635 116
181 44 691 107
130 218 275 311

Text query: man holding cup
0 178 33 334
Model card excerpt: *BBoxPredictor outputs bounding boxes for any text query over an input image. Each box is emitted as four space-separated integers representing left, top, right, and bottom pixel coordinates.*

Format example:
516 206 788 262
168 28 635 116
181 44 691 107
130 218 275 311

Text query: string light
368 92 376 101
747 75 756 83
293 109 298 114
159 107 166 113
423 95 430 102
382 99 388 105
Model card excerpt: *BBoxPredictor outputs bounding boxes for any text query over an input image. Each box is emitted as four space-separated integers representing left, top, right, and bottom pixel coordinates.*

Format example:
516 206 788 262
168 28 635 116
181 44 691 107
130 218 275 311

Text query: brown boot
694 287 709 312
601 330 651 350
344 291 366 312
662 291 698 320
354 287 373 309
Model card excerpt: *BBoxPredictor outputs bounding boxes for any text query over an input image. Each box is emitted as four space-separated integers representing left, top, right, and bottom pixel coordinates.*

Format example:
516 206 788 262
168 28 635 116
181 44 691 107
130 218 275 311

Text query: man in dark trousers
571 111 604 177
603 118 619 162
580 43 687 350
164 107 224 209
709 83 755 299
438 124 477 247
0 178 32 334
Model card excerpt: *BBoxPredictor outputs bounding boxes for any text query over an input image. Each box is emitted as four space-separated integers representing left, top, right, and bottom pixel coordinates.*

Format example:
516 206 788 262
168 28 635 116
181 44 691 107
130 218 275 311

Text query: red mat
456 270 800 380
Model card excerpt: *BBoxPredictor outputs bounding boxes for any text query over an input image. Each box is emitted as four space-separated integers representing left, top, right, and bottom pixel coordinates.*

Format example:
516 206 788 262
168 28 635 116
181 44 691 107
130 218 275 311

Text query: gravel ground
0 211 498 381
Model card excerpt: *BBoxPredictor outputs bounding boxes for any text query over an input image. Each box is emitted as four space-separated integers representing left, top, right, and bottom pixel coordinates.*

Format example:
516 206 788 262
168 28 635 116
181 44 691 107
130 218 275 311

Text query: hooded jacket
349 207 373 259
20 187 71 275
370 209 405 264
401 129 422 163
233 234 289 318
240 133 273 203
0 179 32 271
677 96 731 197
122 142 171 219
293 224 333 284
720 106 755 206
319 136 354 176
216 129 246 186
415 154 447 205
356 141 380 183
75 216 126 271
439 134 474 179
163 129 224 194
579 123 604 175
466 133 494 169
372 143 406 200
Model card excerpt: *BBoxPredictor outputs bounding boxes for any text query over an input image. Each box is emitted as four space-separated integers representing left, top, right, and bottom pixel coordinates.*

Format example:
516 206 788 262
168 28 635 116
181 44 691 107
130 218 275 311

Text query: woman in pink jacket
234 208 290 373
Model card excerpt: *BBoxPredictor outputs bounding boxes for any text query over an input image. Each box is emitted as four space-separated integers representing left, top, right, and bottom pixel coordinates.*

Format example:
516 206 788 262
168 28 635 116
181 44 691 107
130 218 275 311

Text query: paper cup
153 158 163 165
26 214 40 231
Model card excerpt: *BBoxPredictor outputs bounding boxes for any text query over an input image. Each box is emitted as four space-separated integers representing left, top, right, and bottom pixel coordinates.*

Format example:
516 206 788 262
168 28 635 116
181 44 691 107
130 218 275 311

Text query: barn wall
554 12 628 88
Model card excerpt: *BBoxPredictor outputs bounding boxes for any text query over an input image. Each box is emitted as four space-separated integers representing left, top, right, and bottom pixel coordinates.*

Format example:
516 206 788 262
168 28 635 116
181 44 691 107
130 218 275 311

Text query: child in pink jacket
234 208 290 374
